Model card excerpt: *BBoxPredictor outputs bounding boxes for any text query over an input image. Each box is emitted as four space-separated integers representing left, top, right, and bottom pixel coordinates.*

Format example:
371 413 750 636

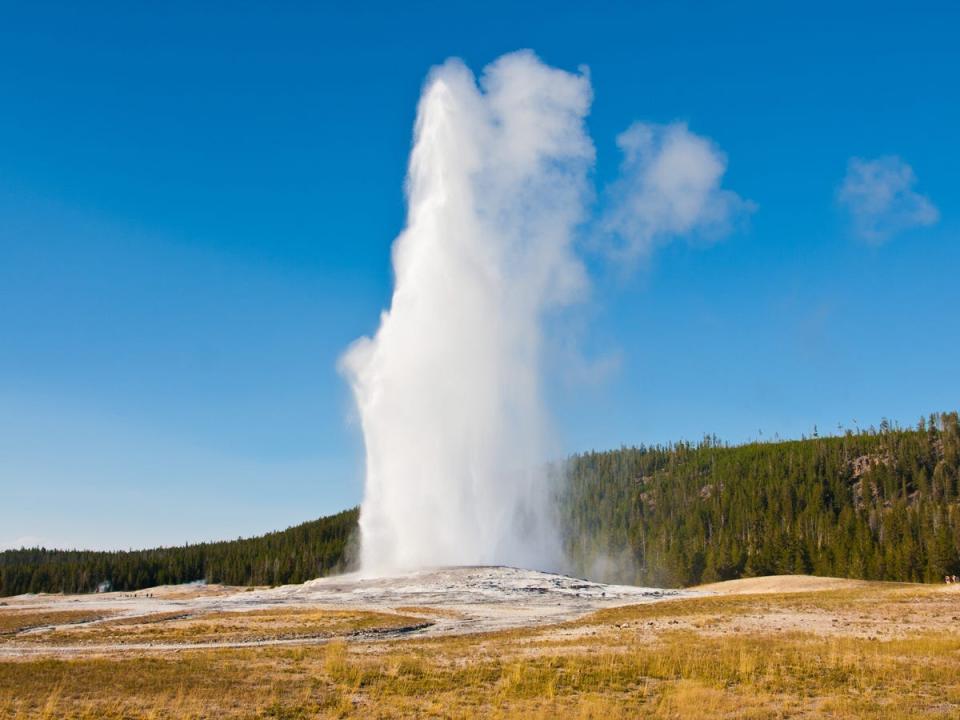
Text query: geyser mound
341 51 592 576
300 566 675 606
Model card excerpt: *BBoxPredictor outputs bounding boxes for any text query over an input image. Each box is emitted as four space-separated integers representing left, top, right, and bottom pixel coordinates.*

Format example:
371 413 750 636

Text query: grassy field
1 581 958 718
9 608 428 647
0 611 113 637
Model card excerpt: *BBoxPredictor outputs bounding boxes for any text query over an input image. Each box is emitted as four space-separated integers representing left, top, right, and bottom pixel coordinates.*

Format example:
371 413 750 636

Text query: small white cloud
603 122 754 259
838 156 938 242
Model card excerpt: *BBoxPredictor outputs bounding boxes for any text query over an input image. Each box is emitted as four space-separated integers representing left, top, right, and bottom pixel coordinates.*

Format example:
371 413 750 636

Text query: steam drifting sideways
341 51 749 576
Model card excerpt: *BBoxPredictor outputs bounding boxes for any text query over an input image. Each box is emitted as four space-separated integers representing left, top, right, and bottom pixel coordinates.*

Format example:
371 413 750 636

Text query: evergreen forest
3 412 958 595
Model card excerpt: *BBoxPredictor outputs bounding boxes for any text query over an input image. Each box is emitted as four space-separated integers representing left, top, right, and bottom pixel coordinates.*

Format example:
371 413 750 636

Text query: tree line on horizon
2 412 958 596
0 508 357 596
561 411 960 587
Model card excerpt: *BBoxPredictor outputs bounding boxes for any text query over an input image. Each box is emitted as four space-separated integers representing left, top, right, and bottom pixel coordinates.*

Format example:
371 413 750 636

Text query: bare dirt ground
694 574 872 594
3 568 957 658
0 567 688 657
2 569 959 718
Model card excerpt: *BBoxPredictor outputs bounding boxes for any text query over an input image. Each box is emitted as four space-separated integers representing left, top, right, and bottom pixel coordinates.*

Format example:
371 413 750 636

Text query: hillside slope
562 412 960 587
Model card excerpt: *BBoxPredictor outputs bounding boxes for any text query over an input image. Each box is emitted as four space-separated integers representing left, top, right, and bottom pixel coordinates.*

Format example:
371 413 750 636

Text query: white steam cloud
838 156 939 242
340 51 592 575
341 52 748 576
603 122 753 259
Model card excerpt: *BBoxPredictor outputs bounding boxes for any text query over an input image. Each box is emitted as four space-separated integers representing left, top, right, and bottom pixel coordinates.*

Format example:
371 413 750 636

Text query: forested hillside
562 412 960 587
0 508 357 596
4 412 959 596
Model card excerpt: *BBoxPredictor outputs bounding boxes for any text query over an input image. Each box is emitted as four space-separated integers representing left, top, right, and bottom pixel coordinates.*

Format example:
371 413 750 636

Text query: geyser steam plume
341 52 593 575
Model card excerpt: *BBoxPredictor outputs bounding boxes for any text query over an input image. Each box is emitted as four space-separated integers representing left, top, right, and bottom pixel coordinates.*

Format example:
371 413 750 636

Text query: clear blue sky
2 1 958 550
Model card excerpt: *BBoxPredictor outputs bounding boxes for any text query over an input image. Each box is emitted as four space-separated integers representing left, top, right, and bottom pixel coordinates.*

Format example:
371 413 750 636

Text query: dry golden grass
106 611 193 627
1 582 958 718
392 605 466 619
0 611 110 637
10 608 428 646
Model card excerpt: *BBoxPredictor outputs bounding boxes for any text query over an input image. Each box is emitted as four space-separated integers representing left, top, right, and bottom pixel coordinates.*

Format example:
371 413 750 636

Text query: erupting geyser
340 51 593 575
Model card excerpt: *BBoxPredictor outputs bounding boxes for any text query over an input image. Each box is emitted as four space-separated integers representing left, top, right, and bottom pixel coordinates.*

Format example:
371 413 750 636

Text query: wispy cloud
603 122 754 260
837 156 938 242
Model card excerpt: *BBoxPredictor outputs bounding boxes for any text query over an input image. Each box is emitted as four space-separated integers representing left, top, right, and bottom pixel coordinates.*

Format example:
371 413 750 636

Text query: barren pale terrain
1 568 958 718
